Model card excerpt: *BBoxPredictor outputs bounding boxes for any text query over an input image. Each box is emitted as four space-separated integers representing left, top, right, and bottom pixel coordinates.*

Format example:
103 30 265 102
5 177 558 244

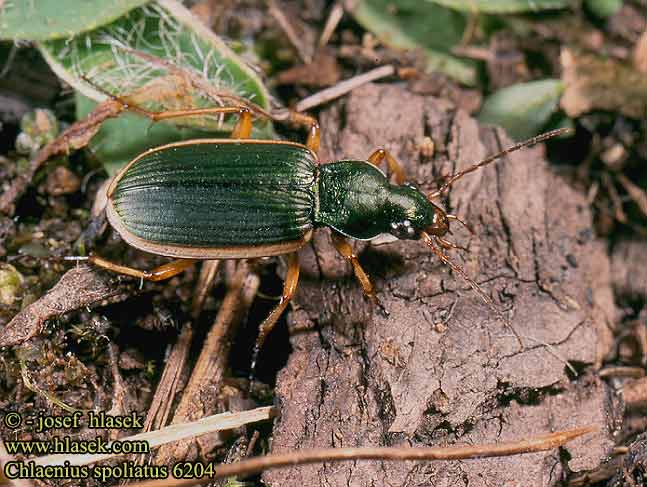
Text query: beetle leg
88 255 197 282
330 232 383 307
251 252 300 373
367 148 407 185
230 107 253 138
89 77 320 151
275 110 321 155
138 102 320 151
82 84 257 137
117 102 256 135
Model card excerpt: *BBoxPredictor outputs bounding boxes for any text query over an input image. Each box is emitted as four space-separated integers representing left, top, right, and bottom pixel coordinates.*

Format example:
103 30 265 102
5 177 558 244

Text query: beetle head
423 204 449 237
384 184 450 241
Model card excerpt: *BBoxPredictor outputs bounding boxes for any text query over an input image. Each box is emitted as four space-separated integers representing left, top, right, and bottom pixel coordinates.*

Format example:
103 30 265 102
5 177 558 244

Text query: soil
264 83 618 486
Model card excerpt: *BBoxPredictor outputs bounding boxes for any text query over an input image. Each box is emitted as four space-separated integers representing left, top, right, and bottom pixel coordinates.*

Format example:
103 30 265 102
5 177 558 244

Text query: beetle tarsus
446 214 475 235
374 296 390 317
250 252 301 379
436 237 470 253
86 255 196 282
277 109 321 154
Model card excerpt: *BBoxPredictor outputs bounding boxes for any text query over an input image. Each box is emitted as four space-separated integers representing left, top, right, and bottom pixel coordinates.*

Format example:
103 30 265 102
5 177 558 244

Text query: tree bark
264 83 618 486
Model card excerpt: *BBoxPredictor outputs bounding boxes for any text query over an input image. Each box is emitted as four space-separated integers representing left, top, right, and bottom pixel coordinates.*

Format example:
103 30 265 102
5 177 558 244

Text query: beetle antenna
421 231 524 350
429 128 572 199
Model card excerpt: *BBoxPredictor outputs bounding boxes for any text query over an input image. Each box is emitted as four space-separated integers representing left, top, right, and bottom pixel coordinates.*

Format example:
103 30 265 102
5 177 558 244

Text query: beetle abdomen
109 140 317 248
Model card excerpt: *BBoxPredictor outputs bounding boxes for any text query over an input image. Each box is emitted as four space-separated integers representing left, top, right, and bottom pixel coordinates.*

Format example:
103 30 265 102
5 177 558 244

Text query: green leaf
0 0 150 41
584 0 623 18
478 79 564 140
350 0 477 85
38 0 272 173
424 0 572 13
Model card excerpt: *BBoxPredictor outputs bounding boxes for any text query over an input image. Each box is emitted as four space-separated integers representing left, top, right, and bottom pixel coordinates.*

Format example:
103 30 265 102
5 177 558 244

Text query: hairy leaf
38 0 272 173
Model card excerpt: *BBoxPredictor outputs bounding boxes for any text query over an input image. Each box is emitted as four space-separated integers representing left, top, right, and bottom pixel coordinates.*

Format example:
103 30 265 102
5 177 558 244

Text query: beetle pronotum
67 92 568 371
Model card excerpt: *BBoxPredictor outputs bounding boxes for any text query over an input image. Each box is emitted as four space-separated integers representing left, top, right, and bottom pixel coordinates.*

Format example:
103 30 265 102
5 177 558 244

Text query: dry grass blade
616 173 647 219
318 1 344 48
296 65 395 112
31 406 277 468
125 426 596 487
267 0 312 63
141 323 193 434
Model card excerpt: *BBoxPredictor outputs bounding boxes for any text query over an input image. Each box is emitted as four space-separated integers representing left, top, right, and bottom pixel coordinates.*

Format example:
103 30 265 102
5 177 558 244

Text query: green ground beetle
72 96 567 370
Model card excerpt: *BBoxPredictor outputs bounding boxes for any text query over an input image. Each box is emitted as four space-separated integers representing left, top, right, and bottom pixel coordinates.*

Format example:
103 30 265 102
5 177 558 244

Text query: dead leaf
561 47 647 118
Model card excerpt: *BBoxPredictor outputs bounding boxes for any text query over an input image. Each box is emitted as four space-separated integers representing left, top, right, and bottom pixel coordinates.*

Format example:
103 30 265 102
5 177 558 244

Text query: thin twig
296 65 395 112
126 426 595 487
145 323 193 433
617 173 647 219
155 262 260 464
599 366 645 379
246 430 260 457
135 323 194 466
601 173 628 223
0 265 127 347
267 0 312 63
191 260 221 318
318 1 344 48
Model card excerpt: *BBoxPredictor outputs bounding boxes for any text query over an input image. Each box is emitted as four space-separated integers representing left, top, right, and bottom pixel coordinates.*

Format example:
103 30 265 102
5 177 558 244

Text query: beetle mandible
78 96 568 370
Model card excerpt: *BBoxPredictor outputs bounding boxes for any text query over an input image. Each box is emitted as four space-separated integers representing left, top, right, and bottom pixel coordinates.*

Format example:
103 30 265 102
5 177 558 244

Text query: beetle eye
390 220 416 239
403 182 419 190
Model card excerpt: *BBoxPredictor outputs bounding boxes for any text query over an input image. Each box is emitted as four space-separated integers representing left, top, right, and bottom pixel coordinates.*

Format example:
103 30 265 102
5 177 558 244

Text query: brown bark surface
264 84 618 486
